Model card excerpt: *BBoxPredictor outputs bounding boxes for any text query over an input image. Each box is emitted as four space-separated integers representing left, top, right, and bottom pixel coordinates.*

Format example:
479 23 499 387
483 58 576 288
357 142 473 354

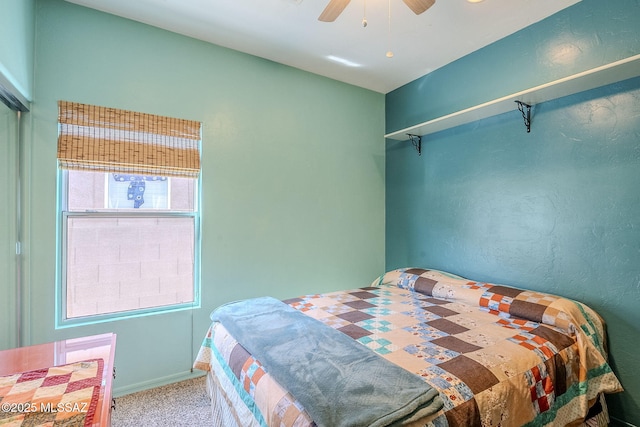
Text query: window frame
55 168 202 328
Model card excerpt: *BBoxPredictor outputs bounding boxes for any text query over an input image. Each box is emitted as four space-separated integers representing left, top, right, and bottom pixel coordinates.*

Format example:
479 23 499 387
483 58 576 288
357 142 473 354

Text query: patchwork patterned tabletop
0 359 103 427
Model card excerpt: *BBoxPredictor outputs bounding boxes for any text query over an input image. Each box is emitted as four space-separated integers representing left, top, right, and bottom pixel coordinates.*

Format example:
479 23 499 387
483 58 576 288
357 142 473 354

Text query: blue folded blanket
211 296 443 427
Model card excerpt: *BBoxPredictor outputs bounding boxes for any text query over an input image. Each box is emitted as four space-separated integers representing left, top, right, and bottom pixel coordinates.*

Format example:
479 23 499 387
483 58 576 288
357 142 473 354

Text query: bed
194 268 623 426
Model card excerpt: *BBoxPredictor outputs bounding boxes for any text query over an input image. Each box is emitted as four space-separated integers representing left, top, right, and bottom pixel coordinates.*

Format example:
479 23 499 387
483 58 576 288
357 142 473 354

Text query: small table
0 333 117 426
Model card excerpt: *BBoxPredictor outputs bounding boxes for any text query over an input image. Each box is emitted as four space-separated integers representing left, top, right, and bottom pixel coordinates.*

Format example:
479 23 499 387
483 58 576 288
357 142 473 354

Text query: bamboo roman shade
57 101 201 178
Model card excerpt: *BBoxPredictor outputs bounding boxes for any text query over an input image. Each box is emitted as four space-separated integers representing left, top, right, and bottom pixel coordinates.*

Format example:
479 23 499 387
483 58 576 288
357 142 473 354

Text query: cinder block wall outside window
65 172 195 318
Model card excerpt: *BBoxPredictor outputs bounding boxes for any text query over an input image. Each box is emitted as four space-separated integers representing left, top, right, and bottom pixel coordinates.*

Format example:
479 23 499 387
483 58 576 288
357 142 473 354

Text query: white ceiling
64 0 581 94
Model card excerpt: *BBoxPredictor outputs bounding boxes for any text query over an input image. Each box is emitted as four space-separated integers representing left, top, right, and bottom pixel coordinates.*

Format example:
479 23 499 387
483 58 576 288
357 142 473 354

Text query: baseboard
610 416 638 427
112 370 206 398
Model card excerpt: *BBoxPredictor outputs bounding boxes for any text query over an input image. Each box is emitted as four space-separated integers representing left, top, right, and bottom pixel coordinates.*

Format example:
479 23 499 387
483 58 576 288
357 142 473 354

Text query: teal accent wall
21 0 384 394
0 0 34 101
386 0 640 134
385 0 640 425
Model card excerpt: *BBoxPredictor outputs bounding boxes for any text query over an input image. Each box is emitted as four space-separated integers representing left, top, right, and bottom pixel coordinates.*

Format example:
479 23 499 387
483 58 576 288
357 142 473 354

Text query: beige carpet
111 375 214 426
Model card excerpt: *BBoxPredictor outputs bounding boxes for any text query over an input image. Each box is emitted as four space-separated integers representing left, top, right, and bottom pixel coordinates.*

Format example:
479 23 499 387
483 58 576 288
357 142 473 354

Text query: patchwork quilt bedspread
194 268 623 427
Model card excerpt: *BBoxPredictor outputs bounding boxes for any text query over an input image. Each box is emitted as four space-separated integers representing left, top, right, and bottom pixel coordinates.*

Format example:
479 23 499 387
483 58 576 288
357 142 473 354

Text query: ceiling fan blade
318 0 351 22
402 0 435 15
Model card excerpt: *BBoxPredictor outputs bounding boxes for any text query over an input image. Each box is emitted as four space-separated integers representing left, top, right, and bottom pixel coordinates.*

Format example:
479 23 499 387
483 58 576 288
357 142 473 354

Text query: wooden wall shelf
385 54 640 142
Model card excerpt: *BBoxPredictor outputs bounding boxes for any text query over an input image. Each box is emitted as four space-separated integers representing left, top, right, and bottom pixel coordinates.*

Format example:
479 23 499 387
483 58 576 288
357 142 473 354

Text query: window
56 101 201 325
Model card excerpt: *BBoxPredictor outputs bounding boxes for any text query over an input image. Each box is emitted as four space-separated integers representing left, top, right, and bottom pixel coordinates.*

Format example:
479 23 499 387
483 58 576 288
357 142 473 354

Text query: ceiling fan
319 0 436 22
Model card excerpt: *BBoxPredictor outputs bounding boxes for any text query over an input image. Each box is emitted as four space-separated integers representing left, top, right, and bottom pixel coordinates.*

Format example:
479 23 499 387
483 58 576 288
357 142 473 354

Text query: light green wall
0 0 34 101
0 103 18 350
0 0 32 351
27 0 385 394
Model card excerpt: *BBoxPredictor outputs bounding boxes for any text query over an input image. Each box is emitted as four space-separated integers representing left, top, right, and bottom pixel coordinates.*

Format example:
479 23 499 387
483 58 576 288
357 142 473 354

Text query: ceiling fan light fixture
320 0 436 58
319 0 435 22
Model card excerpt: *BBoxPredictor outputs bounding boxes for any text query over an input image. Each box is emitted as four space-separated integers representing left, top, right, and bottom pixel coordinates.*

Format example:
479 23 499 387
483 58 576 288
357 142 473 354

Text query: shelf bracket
515 101 532 133
407 134 422 156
